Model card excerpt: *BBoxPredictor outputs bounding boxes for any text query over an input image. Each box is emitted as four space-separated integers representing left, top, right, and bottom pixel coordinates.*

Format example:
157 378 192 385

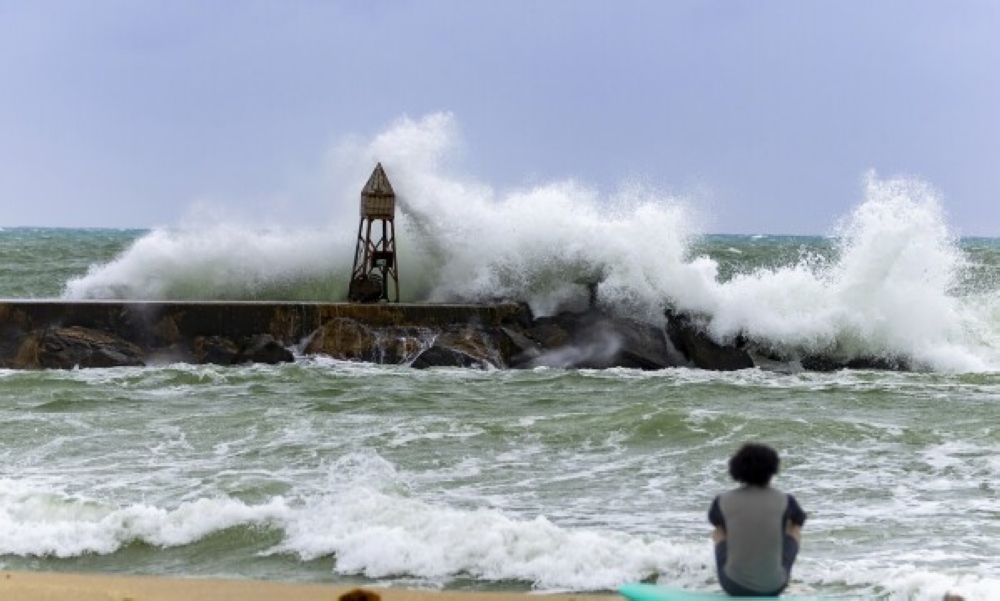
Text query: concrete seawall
0 300 532 369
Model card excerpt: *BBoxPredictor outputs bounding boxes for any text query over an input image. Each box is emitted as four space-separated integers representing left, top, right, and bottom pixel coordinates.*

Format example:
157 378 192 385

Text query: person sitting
708 443 806 597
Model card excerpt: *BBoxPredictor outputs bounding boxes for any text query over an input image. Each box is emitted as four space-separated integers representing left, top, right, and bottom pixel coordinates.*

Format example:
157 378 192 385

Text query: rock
303 317 427 364
14 326 145 369
410 345 485 369
800 354 909 372
662 310 911 373
193 335 241 365
411 327 506 369
192 334 293 365
515 310 679 370
665 311 754 371
234 334 293 365
603 316 683 370
524 319 571 349
0 301 538 371
499 326 542 365
304 317 378 362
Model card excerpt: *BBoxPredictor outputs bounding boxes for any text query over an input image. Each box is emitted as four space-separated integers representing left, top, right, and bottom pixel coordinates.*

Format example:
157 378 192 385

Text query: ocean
1 164 999 600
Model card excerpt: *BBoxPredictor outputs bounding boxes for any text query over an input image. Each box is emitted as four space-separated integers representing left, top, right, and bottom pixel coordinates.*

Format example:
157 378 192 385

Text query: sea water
1 115 999 600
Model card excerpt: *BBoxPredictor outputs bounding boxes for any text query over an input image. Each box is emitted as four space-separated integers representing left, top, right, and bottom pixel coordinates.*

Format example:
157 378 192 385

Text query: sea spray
61 113 701 321
825 175 970 369
677 173 997 371
62 225 353 300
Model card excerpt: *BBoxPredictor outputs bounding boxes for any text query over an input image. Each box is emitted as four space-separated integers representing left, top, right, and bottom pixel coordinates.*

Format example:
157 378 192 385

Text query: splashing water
63 225 350 301
62 113 1000 371
682 174 993 371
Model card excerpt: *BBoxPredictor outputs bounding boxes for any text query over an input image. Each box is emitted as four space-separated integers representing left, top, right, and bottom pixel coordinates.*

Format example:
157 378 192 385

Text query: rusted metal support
348 163 399 302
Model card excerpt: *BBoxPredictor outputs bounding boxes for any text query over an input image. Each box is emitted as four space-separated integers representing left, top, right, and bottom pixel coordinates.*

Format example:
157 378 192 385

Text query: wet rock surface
513 311 681 370
13 326 145 369
665 310 754 371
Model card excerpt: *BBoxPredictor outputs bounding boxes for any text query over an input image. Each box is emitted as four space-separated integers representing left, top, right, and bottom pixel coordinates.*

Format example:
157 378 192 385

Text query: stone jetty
0 300 525 369
0 300 905 372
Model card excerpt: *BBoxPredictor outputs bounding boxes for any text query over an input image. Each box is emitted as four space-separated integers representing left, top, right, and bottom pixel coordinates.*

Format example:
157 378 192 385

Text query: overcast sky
1 0 998 235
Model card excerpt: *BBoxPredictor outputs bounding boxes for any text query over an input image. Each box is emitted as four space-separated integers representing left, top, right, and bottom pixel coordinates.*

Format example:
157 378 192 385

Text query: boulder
235 334 294 365
192 334 293 365
14 326 146 369
304 317 379 362
410 345 485 369
192 335 241 365
515 310 679 370
304 317 426 364
410 327 507 369
499 326 542 365
665 311 754 371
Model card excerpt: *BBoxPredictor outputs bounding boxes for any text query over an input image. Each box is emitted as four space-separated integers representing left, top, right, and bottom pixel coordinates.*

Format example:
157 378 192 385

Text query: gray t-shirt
708 486 806 593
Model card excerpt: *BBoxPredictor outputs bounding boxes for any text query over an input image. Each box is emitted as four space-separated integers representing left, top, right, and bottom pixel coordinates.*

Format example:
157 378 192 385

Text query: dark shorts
714 534 799 597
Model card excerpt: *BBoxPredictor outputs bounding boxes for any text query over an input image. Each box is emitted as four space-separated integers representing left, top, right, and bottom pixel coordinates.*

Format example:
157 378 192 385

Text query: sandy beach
0 571 619 601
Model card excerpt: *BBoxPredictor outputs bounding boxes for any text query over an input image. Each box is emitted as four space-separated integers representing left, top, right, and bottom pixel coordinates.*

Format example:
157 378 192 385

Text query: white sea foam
276 484 707 590
60 113 1000 371
0 478 289 557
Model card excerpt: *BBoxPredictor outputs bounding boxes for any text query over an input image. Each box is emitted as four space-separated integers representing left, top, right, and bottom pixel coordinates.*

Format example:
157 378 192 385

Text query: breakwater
0 298 730 371
0 300 533 370
0 300 899 372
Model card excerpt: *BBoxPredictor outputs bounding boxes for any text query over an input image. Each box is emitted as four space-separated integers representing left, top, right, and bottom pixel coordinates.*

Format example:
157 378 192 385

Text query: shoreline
0 570 619 601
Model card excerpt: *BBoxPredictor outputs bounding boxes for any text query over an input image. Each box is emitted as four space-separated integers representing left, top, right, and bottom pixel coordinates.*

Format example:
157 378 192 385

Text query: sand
0 570 619 601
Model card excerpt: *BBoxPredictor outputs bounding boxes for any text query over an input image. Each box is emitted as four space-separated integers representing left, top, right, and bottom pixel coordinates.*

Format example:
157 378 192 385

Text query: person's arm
708 496 726 543
784 521 802 542
784 494 806 543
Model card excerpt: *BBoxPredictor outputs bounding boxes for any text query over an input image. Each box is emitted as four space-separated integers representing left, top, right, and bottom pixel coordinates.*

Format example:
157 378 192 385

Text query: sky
1 0 998 235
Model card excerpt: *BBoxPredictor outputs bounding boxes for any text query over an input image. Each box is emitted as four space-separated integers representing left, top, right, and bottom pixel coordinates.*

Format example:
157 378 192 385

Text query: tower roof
362 162 395 198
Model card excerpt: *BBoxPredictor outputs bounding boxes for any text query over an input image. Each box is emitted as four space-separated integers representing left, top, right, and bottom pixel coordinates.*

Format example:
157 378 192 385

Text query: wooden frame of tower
348 163 399 302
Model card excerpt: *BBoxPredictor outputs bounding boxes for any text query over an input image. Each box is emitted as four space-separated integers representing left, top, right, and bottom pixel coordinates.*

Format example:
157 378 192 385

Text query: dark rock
410 345 485 369
847 356 908 371
801 354 909 372
14 326 145 369
235 334 294 365
193 335 293 366
524 319 571 349
516 310 679 370
604 316 683 370
499 326 542 366
192 336 241 365
666 311 754 371
410 327 504 369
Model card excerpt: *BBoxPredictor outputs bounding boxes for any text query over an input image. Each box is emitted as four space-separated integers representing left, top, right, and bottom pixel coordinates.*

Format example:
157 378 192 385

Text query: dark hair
728 443 780 486
339 589 382 601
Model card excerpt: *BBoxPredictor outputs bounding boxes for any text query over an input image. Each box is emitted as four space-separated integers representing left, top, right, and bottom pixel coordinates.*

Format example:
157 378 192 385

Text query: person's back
709 443 806 596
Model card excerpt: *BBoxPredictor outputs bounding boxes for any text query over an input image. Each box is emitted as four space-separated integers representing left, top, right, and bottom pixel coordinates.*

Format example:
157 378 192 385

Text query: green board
618 583 857 600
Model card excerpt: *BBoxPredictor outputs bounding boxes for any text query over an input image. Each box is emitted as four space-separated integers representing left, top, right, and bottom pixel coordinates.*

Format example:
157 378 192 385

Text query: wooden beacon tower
348 163 399 302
